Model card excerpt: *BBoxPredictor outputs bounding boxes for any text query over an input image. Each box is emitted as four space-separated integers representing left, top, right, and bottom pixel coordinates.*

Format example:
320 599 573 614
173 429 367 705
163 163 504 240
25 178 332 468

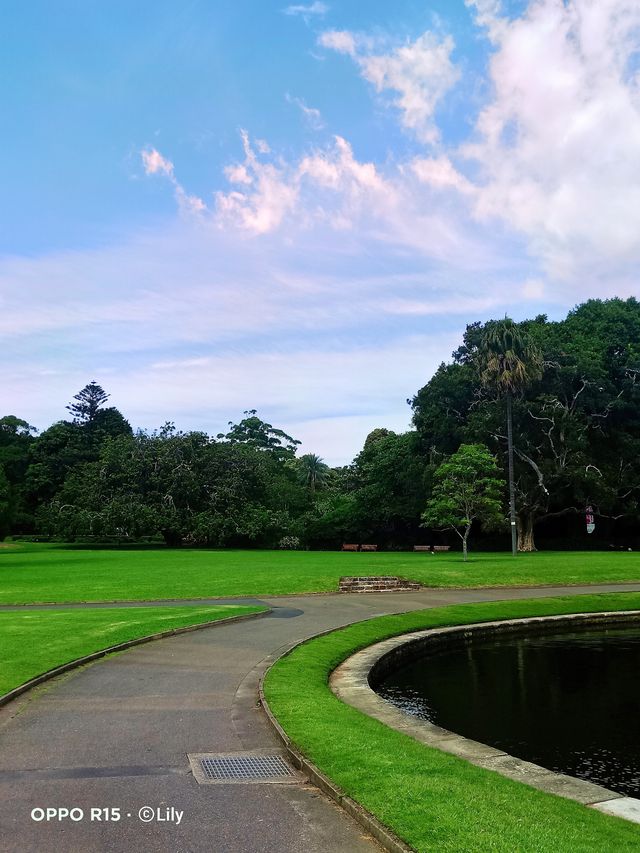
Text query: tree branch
513 448 549 495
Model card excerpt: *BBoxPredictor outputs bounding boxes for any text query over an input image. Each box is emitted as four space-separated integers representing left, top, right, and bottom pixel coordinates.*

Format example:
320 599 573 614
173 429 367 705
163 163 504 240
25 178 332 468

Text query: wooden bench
433 545 451 552
413 545 431 552
341 543 359 552
360 544 378 552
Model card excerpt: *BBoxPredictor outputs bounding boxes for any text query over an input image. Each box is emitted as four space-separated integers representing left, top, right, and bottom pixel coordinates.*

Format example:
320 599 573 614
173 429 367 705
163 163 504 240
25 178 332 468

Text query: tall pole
506 391 517 556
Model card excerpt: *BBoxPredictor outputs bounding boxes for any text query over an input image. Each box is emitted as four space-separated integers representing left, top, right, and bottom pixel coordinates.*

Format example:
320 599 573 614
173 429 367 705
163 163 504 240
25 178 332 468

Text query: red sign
586 505 595 534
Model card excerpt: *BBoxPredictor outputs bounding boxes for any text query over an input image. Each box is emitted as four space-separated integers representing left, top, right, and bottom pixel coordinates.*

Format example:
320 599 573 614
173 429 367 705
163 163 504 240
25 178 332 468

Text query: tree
0 416 37 533
477 319 542 555
422 444 505 561
219 410 301 460
297 454 330 496
66 381 110 425
352 430 428 544
411 301 640 551
0 466 10 539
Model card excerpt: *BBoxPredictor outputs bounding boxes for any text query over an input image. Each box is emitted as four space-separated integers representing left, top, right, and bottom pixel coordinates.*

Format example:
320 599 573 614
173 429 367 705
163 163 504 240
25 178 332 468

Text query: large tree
351 429 428 544
477 318 542 554
66 381 110 425
412 299 640 551
0 416 37 534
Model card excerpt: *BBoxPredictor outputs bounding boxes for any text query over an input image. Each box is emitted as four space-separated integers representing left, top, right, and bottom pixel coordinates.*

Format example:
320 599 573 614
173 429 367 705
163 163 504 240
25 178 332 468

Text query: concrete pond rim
330 610 640 826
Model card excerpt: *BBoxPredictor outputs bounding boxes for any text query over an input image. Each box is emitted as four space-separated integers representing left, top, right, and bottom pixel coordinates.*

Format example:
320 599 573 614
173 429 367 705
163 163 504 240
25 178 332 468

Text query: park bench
360 544 378 551
341 543 359 552
433 545 451 552
413 545 431 552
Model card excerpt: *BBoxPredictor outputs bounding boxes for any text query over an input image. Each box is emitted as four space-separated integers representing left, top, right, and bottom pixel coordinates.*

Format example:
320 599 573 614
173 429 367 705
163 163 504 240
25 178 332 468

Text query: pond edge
331 610 640 826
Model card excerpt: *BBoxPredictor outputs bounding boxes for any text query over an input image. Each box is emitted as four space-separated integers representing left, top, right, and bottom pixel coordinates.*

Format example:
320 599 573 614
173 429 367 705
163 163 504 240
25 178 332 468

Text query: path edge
0 607 271 710
258 629 416 853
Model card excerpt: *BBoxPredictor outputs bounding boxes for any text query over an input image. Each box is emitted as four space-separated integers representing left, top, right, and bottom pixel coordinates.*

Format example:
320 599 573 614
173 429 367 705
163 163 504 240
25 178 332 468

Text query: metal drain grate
188 751 300 785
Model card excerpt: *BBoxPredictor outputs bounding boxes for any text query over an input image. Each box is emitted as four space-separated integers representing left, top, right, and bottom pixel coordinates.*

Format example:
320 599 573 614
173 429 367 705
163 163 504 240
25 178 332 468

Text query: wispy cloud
285 93 325 129
141 147 206 216
283 2 328 18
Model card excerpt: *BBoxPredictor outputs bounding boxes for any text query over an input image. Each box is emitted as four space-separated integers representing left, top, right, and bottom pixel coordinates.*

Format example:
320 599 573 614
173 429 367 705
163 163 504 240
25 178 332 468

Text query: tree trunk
517 513 536 552
462 523 471 561
506 392 518 556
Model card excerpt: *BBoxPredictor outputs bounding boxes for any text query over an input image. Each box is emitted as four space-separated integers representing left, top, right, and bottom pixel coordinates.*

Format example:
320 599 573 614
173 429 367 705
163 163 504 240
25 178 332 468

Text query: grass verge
1 544 640 604
264 593 640 852
0 604 265 696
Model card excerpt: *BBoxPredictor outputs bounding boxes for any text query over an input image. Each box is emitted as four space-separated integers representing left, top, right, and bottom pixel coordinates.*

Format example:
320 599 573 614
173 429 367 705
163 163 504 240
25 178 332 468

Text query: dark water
376 626 640 796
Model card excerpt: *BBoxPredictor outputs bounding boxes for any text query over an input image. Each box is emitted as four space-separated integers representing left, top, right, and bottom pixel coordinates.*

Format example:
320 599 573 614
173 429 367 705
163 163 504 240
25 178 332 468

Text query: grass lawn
264 593 640 852
1 544 639 604
0 604 265 696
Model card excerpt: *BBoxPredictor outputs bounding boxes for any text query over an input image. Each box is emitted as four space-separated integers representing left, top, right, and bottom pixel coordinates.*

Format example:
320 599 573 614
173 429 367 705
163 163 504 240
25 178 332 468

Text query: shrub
278 535 301 550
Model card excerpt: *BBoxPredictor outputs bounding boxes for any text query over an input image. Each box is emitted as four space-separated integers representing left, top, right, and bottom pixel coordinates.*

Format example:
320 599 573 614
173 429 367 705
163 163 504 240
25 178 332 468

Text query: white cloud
410 156 474 194
318 30 357 56
141 148 174 177
319 30 460 142
215 131 299 233
215 132 396 234
357 33 460 143
463 0 640 280
464 0 506 42
283 2 328 18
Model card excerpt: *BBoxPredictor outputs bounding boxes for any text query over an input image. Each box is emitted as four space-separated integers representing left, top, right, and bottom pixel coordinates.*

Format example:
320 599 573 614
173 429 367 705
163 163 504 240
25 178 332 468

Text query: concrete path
1 583 639 853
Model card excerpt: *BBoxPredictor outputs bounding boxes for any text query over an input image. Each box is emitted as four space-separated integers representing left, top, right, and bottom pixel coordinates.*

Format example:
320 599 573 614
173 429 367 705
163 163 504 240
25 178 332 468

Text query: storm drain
188 751 300 785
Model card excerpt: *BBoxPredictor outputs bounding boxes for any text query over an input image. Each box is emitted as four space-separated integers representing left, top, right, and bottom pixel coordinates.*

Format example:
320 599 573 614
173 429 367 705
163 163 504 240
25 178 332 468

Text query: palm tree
478 319 542 555
297 453 330 496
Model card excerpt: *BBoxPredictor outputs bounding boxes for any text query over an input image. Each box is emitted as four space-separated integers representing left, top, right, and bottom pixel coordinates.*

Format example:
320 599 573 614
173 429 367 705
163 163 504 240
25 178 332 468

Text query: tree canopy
3 298 640 553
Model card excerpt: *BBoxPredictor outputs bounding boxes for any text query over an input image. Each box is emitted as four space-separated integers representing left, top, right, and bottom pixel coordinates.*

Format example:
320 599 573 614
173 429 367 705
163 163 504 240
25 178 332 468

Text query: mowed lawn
1 543 639 604
0 604 265 696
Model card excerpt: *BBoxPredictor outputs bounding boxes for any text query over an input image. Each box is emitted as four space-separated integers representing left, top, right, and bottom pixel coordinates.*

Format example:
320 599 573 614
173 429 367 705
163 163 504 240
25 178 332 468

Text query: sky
2 0 640 464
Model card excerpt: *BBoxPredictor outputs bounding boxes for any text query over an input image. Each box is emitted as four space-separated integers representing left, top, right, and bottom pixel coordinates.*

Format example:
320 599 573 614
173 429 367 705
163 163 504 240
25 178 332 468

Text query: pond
375 625 640 796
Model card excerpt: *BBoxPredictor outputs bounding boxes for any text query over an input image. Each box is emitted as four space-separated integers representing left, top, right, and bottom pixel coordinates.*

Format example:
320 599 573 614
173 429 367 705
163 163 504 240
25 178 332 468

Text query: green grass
1 543 639 604
264 594 640 852
0 604 265 696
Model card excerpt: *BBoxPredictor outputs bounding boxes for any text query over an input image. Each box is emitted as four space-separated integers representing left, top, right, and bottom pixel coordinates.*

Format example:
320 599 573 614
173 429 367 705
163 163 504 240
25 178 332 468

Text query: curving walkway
1 583 640 853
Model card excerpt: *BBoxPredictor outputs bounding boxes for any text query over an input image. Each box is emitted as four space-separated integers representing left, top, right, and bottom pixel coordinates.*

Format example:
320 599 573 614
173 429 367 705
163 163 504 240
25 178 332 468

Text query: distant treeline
2 297 639 551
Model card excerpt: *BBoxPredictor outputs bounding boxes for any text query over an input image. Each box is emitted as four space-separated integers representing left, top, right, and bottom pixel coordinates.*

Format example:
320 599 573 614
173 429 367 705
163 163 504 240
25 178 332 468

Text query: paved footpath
1 583 639 853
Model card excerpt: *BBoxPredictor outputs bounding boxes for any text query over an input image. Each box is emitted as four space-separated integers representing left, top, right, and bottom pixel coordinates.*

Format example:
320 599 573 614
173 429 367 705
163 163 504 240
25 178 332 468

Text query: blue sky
3 0 640 463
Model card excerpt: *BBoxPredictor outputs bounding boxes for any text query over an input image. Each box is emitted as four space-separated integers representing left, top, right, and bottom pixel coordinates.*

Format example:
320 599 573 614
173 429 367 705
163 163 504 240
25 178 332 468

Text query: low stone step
339 576 422 593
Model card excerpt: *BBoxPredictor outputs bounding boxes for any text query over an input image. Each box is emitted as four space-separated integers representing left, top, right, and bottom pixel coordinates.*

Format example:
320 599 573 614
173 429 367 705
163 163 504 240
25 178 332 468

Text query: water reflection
376 626 640 796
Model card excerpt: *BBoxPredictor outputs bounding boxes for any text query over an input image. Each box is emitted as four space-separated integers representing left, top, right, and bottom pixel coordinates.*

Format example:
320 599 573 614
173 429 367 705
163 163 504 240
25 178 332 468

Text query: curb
0 607 271 710
258 626 416 853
